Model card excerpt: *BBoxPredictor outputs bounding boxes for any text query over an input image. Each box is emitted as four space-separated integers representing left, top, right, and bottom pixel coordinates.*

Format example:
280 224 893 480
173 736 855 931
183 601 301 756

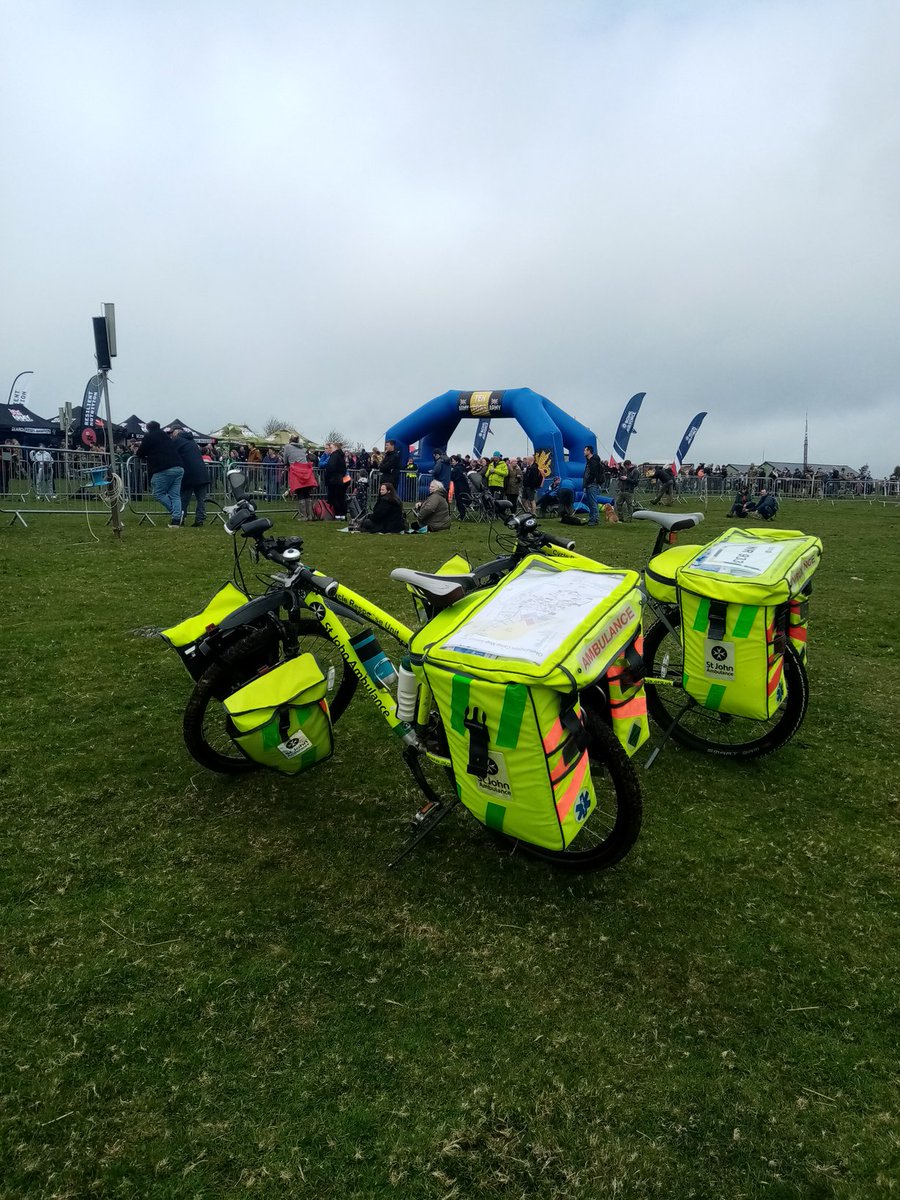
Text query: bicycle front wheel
183 620 357 775
642 609 809 758
498 707 643 872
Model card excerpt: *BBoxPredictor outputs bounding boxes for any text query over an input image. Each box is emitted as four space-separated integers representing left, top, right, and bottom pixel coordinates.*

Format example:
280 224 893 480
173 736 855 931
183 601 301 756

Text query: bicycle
632 509 811 760
168 500 645 871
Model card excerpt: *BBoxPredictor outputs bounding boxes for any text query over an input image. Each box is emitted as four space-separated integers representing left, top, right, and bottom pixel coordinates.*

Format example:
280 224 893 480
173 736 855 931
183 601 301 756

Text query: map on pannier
441 565 626 664
688 538 809 579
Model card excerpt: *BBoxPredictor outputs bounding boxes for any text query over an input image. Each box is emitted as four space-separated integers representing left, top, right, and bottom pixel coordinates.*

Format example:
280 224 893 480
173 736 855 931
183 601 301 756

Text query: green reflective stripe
496 684 527 748
732 605 758 638
706 684 726 710
450 674 471 735
692 596 710 632
261 717 282 748
484 802 506 831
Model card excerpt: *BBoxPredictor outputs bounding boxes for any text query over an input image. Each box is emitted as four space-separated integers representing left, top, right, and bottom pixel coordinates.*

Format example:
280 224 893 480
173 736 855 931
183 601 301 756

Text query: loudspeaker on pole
93 316 112 371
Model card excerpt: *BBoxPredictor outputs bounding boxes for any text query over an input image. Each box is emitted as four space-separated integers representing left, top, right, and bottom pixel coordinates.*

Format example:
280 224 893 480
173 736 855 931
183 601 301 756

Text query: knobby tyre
642 609 809 758
498 706 643 872
183 621 357 775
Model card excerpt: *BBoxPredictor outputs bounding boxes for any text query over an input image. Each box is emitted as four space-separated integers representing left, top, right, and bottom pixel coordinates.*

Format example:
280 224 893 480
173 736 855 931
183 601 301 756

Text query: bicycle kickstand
388 795 461 869
388 746 460 868
645 700 694 769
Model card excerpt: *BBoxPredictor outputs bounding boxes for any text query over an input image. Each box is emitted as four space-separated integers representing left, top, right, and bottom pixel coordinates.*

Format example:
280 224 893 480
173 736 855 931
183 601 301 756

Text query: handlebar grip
297 567 339 598
541 531 577 552
239 517 273 538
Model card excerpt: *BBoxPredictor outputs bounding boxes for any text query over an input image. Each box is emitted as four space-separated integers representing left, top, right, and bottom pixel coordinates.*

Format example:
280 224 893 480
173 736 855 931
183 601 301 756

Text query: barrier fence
2 446 898 525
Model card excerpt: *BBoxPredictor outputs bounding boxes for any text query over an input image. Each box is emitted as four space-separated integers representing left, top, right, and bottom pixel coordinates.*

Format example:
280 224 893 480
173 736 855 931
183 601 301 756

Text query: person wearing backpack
651 464 676 506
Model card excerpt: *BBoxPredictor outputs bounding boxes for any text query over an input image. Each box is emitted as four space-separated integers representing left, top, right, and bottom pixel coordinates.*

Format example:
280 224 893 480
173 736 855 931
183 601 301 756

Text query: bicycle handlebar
540 530 577 552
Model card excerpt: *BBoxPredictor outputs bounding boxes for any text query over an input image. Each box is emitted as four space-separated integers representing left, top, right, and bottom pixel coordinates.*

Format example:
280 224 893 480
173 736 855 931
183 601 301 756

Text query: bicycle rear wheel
183 620 357 774
496 706 643 872
642 609 809 758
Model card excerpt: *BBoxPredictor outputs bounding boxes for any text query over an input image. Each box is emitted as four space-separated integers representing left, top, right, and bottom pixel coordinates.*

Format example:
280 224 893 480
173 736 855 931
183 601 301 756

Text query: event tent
0 401 55 438
120 414 148 437
210 422 258 440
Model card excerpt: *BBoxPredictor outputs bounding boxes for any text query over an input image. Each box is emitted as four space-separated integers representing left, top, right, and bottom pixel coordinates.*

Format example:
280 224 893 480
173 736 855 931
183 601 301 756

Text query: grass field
1 500 897 1199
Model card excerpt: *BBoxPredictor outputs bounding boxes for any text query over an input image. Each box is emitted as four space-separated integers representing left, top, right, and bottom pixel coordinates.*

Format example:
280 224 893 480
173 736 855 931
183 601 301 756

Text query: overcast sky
2 0 898 471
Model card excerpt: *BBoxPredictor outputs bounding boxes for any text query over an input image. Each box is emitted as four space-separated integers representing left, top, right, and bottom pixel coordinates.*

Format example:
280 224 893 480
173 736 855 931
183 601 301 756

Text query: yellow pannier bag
410 554 647 849
160 582 250 680
223 654 334 774
675 527 822 720
645 543 701 605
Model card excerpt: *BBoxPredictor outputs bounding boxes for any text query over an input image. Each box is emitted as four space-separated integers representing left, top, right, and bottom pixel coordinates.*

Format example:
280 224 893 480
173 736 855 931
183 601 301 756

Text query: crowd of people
10 425 896 521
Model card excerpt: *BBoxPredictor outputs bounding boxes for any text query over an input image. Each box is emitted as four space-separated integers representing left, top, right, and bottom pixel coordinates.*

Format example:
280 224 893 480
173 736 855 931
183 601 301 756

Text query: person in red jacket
284 438 317 520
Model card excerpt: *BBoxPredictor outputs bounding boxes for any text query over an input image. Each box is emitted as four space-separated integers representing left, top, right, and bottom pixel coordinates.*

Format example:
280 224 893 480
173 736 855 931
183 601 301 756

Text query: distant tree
858 463 872 479
891 465 900 480
324 428 349 447
263 416 297 436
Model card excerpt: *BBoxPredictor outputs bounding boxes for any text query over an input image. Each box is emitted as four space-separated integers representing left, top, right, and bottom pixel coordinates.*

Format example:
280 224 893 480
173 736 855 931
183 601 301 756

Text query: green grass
1 500 898 1199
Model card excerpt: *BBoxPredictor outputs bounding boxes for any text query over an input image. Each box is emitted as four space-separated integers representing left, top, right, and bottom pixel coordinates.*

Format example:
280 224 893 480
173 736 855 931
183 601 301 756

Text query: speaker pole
93 306 123 538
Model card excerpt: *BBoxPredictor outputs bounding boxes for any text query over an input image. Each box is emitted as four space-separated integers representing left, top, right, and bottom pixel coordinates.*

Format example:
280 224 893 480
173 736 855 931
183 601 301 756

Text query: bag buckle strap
559 696 589 755
708 599 728 642
463 706 490 778
278 707 291 741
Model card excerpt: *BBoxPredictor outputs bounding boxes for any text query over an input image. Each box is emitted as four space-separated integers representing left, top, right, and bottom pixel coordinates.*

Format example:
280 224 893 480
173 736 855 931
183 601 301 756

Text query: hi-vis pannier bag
675 527 822 720
409 554 648 850
223 653 334 774
160 582 249 680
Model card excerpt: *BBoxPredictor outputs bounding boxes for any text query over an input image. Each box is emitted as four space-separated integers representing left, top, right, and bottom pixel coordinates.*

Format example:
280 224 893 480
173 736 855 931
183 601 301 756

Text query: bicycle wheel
183 620 357 774
495 706 643 872
642 609 809 758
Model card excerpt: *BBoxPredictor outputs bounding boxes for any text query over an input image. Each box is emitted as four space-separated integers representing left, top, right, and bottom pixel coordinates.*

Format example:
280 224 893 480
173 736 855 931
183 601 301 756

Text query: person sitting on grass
728 489 754 518
754 489 779 520
410 480 451 532
354 481 406 534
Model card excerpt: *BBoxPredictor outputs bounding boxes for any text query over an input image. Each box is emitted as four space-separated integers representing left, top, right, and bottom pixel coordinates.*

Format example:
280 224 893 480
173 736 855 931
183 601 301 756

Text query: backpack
675 528 821 719
409 554 648 850
312 498 335 521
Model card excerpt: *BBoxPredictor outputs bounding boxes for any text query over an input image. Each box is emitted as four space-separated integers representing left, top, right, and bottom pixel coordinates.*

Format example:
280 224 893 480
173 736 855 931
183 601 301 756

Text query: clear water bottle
349 629 398 688
395 655 419 722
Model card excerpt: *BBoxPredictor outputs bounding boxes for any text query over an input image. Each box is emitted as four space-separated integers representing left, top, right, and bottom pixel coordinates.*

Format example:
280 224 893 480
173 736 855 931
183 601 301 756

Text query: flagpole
7 370 34 405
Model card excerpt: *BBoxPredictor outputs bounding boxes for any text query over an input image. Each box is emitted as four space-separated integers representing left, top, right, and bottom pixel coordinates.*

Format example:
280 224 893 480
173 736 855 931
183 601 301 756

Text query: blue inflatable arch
384 388 597 489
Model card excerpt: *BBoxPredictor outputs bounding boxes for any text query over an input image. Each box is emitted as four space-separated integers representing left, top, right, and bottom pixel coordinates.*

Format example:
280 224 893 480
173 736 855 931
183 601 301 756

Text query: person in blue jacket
430 449 452 490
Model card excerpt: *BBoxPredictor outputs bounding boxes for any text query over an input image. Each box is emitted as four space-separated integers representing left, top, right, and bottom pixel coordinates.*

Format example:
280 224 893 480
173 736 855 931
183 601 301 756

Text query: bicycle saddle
390 568 477 611
633 510 705 532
